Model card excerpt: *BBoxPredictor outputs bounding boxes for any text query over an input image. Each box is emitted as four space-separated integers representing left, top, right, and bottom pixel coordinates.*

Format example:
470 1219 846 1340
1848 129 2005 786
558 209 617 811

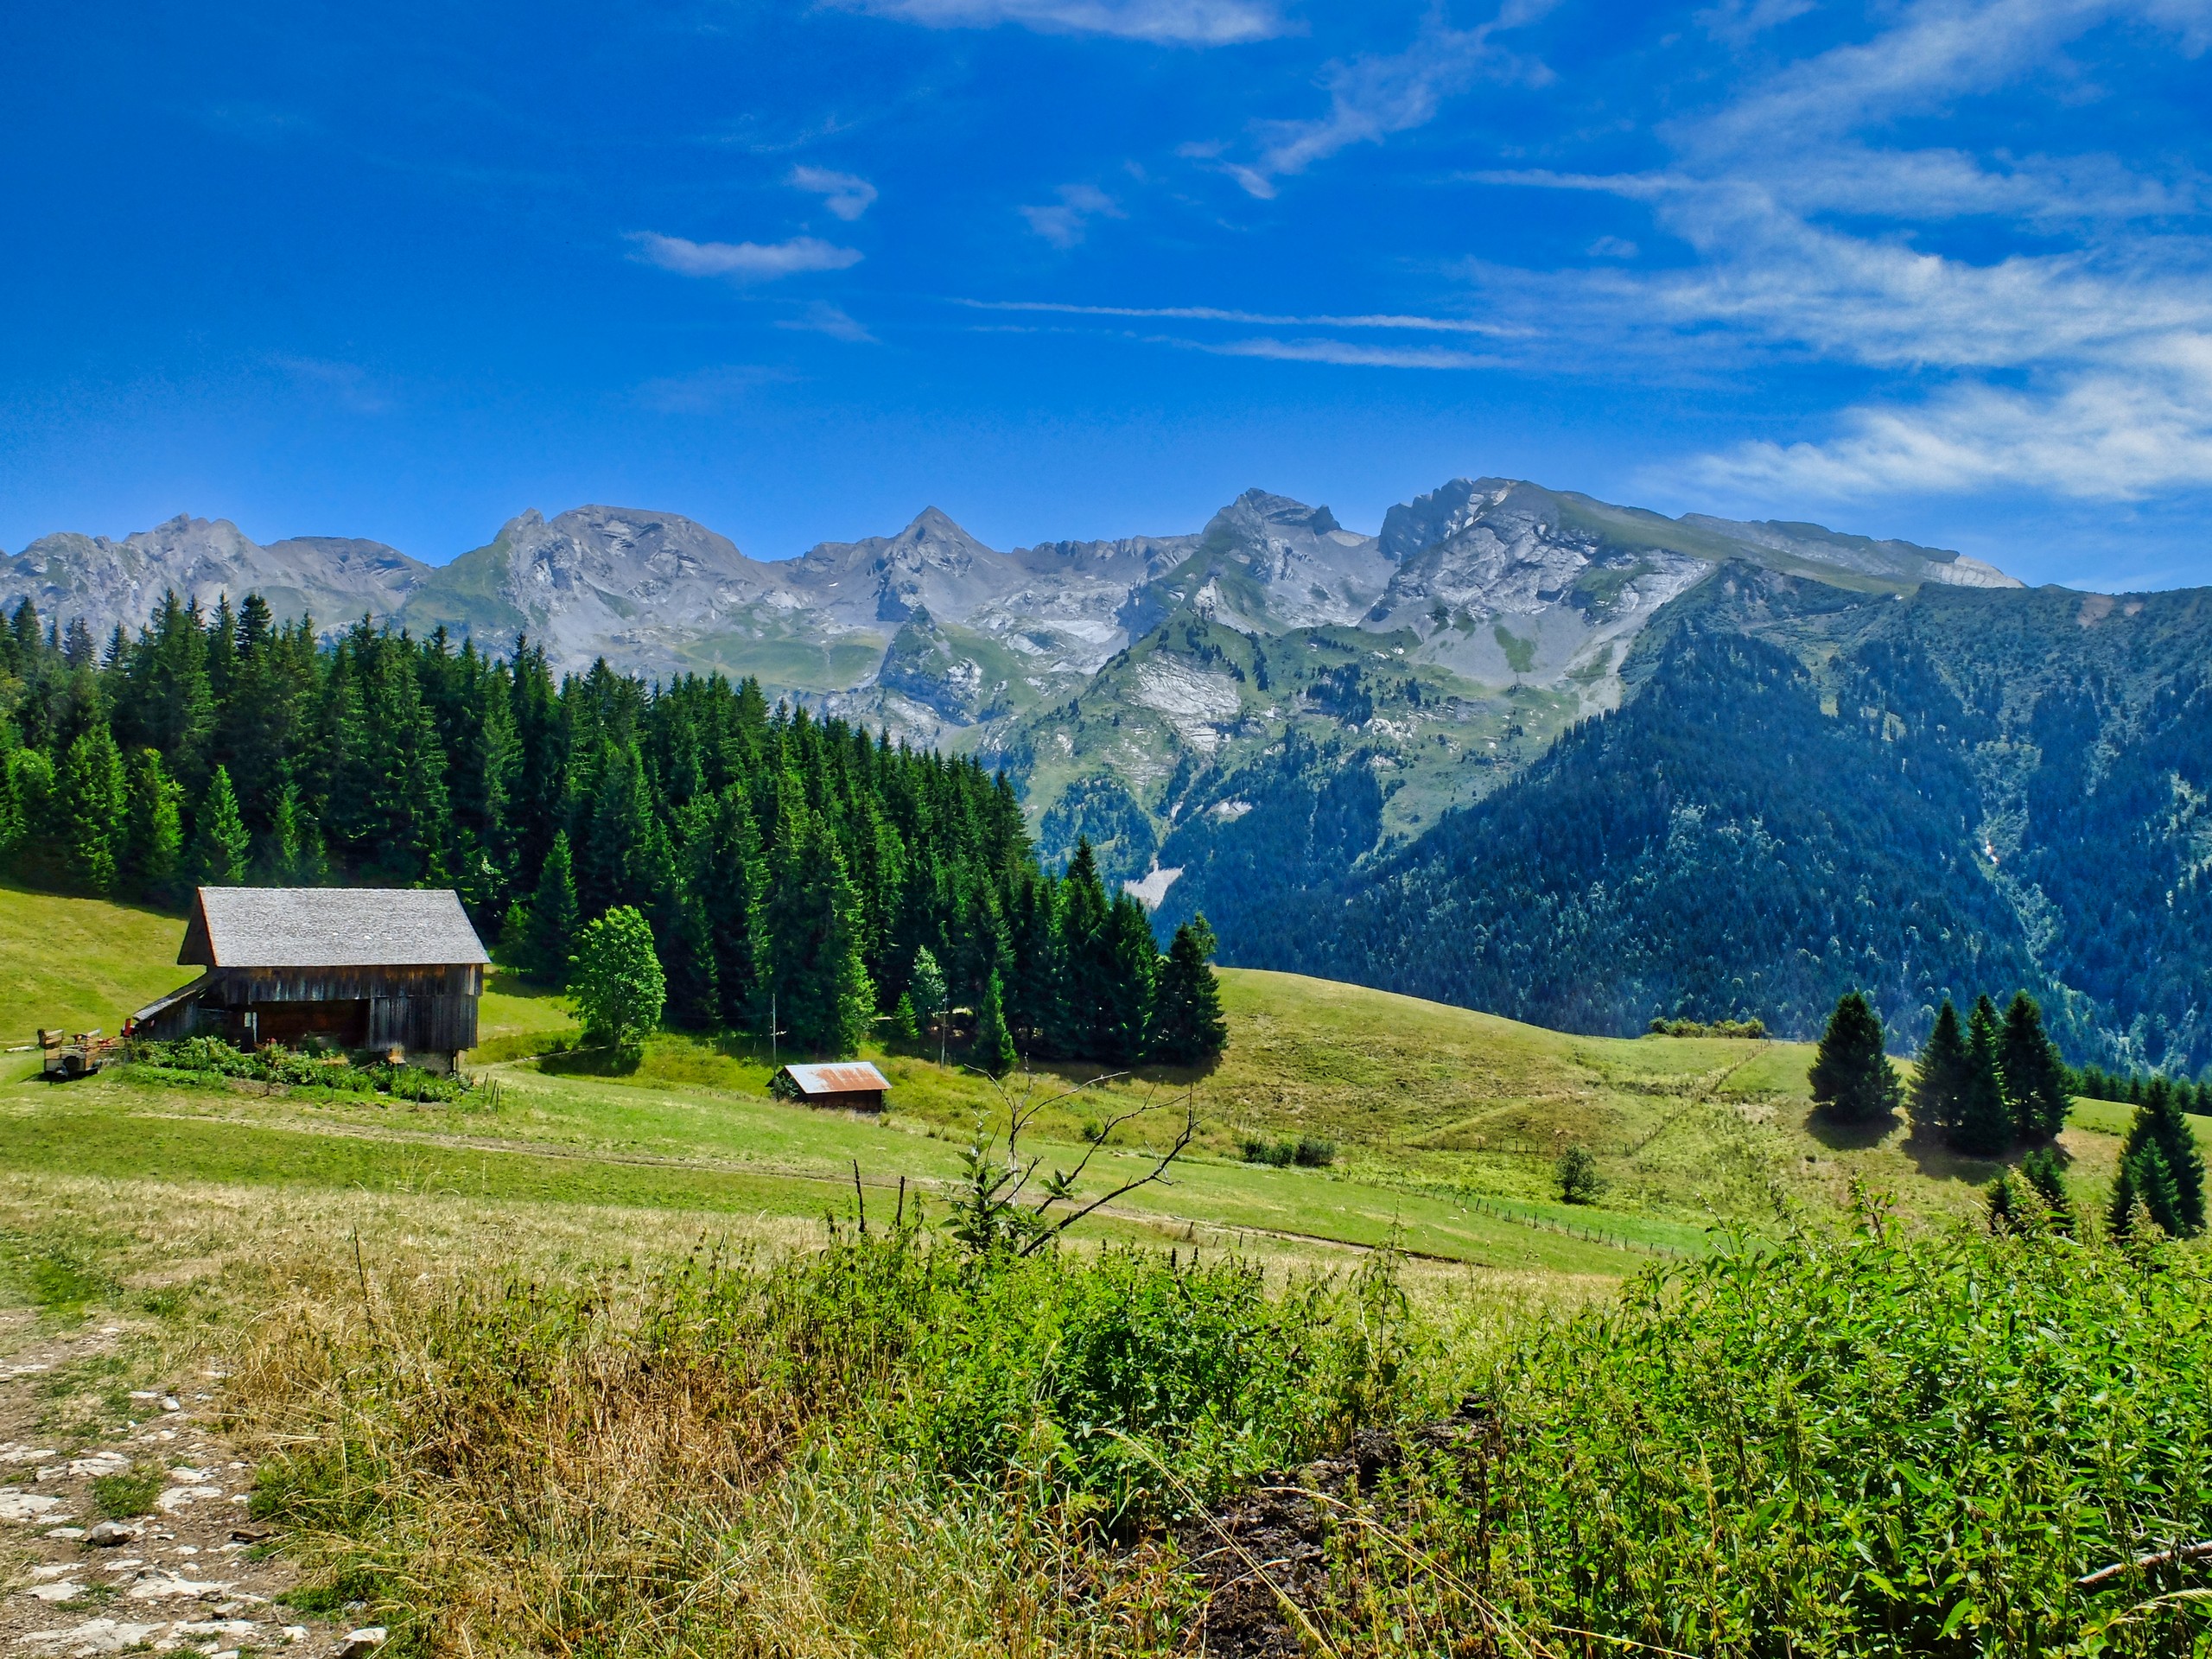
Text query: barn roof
778 1061 890 1096
180 887 491 969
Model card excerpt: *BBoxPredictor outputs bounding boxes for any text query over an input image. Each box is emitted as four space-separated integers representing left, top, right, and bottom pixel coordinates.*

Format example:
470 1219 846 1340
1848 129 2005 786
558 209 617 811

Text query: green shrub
92 1465 164 1519
127 1039 471 1102
1376 1205 2212 1655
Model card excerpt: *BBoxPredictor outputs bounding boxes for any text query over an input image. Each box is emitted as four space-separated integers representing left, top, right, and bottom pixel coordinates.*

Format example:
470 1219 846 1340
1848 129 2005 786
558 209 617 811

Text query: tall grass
1296 1203 2212 1657
233 1222 1436 1656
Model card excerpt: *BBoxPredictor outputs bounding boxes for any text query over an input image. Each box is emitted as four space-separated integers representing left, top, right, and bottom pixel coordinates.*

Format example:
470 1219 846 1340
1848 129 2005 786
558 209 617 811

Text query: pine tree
1807 989 1901 1123
1998 992 2069 1142
1055 839 1112 1058
658 804 721 1032
58 727 125 895
910 946 949 1066
524 830 580 985
122 747 183 902
1910 1000 1972 1141
1100 892 1158 1065
1952 995 2014 1156
761 804 875 1057
973 970 1017 1077
188 766 251 887
2019 1145 2073 1233
1149 913 1228 1065
701 786 766 1031
2122 1079 2205 1236
2110 1142 2183 1239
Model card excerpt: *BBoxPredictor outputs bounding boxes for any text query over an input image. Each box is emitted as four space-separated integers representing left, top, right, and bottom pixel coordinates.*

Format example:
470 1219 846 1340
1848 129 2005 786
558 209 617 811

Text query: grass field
0 882 2144 1279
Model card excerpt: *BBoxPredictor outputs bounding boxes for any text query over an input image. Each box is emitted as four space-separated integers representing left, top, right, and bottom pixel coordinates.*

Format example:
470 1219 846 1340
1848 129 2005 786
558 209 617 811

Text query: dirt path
0 1309 360 1659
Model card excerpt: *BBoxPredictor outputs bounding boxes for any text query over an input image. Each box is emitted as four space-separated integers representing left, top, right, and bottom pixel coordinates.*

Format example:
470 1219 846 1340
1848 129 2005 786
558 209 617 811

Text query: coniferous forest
0 593 1224 1066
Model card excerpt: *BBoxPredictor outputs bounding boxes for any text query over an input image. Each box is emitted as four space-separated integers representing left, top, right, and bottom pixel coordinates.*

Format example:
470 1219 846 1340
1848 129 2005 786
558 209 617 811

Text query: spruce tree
761 805 875 1057
1910 1000 1972 1141
890 992 921 1046
59 727 125 895
1055 839 1112 1058
1952 995 2014 1156
1149 914 1228 1065
2110 1142 2183 1239
524 831 580 985
2019 1145 2073 1233
122 747 182 902
2122 1079 2205 1235
1807 990 1901 1123
973 970 1017 1077
1099 892 1158 1065
1998 992 2069 1142
701 787 766 1031
910 945 949 1065
187 765 251 887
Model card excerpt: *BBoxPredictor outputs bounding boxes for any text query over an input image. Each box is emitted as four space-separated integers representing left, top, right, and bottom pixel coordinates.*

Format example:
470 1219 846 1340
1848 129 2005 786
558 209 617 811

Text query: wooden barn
770 1061 890 1111
128 887 491 1072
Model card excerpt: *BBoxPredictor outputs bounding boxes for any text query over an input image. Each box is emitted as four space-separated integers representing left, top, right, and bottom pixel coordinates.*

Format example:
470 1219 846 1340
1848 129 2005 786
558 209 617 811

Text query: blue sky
4 0 2209 588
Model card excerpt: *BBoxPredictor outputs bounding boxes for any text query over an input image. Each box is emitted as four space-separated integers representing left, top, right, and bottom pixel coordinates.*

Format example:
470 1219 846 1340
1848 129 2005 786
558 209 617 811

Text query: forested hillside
1188 566 2212 1076
0 594 1215 1065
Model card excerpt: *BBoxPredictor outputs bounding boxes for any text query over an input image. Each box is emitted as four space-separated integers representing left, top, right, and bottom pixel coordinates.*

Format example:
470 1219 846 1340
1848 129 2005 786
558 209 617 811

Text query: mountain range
22 478 2206 1074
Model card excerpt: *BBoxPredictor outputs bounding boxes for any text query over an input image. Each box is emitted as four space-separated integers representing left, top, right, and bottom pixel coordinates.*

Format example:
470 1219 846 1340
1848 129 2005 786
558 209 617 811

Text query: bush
1647 1015 1769 1039
128 1038 472 1102
1362 1209 2212 1655
1554 1145 1603 1205
569 906 666 1049
1293 1135 1336 1167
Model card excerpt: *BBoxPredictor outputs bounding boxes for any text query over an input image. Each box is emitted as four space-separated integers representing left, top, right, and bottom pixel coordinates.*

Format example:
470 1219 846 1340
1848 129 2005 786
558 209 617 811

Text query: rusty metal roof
181 887 491 969
779 1061 890 1096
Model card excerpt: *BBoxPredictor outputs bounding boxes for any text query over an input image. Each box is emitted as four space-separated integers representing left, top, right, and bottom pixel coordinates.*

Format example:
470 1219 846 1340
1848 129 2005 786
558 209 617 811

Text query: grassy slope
0 887 2156 1277
0 883 195 1051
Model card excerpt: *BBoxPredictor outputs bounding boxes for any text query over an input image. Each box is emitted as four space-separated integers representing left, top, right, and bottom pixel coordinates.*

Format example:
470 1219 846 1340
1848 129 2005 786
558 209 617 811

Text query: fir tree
2110 1142 2183 1239
1149 913 1228 1065
973 970 1017 1077
1099 892 1158 1065
2019 1145 2073 1233
1952 995 2014 1157
188 766 251 887
910 946 949 1066
700 786 766 1031
761 805 875 1057
2122 1079 2206 1236
1998 992 2069 1142
58 726 125 895
1910 999 1972 1141
524 830 580 985
1808 989 1901 1123
890 992 920 1046
122 747 183 902
658 805 720 1032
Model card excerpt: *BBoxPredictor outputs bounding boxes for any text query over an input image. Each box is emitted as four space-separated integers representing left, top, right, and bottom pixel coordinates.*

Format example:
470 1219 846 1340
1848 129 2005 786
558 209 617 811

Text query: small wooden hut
128 887 490 1072
770 1061 890 1111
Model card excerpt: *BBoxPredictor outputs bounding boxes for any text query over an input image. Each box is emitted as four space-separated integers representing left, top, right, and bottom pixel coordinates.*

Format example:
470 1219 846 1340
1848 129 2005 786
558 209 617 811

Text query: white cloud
1211 1 1554 199
777 302 878 342
788 165 879 221
1192 336 1494 369
628 232 864 280
1018 184 1126 247
957 297 1526 334
828 0 1283 44
634 365 786 413
1689 357 2212 501
1463 0 2212 501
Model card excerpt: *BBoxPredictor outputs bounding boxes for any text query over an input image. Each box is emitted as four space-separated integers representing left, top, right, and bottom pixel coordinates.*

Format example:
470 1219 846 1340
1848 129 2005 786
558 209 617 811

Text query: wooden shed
771 1061 890 1112
127 887 490 1072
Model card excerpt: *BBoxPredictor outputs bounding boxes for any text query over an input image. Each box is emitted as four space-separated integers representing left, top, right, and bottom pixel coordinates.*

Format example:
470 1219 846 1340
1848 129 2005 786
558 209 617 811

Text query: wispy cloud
1018 184 1126 248
1465 0 2212 502
788 165 879 221
827 0 1284 45
1192 336 1494 369
957 298 1524 334
628 232 864 280
267 355 391 415
634 365 786 413
1205 1 1554 199
777 302 878 342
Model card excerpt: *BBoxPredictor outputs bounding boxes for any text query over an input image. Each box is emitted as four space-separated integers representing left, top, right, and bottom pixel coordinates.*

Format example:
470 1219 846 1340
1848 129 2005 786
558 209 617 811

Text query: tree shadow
536 1043 643 1077
1896 1125 2011 1184
1803 1111 1898 1152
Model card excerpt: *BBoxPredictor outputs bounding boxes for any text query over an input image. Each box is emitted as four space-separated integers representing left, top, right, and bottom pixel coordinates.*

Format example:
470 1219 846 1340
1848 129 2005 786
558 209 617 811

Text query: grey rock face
788 508 1026 630
1 516 429 640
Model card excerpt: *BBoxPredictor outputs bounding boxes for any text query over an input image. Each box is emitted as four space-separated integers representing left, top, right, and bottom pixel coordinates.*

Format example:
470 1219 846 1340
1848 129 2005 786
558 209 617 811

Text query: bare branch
1020 1094 1199 1255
